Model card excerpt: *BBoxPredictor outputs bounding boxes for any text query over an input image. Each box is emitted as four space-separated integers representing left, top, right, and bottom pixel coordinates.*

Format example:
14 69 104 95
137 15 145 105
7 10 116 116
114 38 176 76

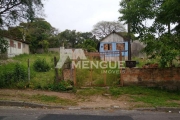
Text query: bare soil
0 89 145 109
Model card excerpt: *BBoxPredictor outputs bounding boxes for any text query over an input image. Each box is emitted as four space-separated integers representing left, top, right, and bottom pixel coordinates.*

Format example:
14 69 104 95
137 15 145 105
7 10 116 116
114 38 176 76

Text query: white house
4 37 30 58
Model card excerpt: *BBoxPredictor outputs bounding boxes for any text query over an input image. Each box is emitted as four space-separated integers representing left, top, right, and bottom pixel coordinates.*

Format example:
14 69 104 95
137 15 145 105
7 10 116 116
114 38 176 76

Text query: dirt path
0 89 142 109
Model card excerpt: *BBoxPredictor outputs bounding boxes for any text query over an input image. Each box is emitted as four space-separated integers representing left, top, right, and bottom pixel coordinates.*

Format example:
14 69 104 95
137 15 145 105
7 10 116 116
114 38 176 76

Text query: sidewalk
0 89 180 113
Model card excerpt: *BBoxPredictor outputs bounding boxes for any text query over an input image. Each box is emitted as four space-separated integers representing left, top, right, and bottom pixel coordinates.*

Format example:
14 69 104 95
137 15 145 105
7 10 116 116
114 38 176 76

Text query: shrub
13 63 28 82
33 58 50 72
16 81 29 89
48 81 73 91
0 63 28 88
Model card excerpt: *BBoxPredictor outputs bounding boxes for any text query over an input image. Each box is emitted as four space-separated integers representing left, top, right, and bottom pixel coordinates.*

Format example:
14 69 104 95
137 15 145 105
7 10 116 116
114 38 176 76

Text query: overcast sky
44 0 124 32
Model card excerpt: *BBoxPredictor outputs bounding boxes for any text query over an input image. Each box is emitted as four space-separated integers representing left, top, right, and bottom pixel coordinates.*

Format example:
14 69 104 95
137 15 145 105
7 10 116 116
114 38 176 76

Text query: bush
13 63 28 82
33 58 50 72
48 81 73 91
16 81 29 89
0 63 28 88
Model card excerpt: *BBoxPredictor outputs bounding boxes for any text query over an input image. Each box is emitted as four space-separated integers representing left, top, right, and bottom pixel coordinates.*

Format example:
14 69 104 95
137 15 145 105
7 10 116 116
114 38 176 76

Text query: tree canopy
119 0 180 67
0 0 44 28
58 29 98 51
92 21 126 39
0 0 45 55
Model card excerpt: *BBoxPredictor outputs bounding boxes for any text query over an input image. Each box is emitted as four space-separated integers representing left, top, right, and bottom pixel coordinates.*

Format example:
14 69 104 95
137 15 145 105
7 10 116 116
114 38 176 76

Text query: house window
18 42 21 49
104 44 112 51
10 40 14 47
116 43 125 51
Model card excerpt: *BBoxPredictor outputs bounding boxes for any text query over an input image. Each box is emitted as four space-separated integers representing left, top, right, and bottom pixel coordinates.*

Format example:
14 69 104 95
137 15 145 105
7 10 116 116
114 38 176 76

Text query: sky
44 0 123 32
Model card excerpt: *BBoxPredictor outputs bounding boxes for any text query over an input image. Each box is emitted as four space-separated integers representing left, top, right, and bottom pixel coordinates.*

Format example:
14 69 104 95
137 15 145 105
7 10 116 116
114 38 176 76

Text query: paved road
39 114 132 120
0 106 180 120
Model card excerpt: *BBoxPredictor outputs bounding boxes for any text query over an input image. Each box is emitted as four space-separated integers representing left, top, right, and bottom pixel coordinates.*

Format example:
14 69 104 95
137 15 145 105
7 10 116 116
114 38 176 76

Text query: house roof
4 36 29 44
100 30 130 42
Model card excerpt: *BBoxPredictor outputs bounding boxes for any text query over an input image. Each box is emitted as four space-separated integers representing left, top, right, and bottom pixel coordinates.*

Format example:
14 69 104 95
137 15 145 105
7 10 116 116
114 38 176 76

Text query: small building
99 31 129 61
4 37 29 58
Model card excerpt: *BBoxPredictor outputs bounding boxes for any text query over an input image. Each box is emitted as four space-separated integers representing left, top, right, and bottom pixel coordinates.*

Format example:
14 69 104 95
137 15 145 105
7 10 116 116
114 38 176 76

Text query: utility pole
127 0 131 60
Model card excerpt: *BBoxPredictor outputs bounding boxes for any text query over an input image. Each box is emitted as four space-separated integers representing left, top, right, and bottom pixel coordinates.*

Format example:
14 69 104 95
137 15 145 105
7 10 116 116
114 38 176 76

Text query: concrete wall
121 68 180 90
7 38 22 57
4 38 29 57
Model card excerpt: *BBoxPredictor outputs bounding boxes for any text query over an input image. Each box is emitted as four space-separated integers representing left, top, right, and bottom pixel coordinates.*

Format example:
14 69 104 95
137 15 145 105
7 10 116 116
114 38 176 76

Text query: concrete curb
0 100 66 109
135 107 180 113
0 100 110 110
156 107 180 113
0 100 180 113
134 107 157 111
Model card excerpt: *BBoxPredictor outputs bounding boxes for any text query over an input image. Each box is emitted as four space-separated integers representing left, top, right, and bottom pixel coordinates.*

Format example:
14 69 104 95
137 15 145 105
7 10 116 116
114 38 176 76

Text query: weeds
31 94 77 106
48 81 73 91
0 63 28 88
33 58 50 72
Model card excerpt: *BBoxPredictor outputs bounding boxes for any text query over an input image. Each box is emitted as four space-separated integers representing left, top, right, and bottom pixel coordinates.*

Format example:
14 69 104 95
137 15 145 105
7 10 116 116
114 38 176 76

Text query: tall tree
0 0 44 28
0 0 45 54
58 29 80 48
119 0 180 67
57 30 98 50
75 32 98 52
92 21 126 39
25 18 52 53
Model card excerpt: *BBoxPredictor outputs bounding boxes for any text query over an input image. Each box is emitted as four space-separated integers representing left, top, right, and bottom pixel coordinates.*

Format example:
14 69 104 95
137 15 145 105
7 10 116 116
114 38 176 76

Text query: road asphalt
0 106 180 120
0 100 180 113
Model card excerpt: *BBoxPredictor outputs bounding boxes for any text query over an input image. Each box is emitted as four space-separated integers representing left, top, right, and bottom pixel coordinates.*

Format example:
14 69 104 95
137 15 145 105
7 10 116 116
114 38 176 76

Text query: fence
62 51 124 87
121 67 180 90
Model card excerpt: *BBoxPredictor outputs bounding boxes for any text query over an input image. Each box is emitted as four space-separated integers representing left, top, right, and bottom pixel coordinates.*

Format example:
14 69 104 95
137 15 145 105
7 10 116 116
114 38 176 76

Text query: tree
78 39 97 52
58 30 78 48
75 32 98 52
4 18 56 53
0 0 45 54
0 0 44 28
1 18 60 53
39 40 49 53
26 18 53 53
92 21 126 39
0 37 8 54
119 0 180 67
57 30 98 51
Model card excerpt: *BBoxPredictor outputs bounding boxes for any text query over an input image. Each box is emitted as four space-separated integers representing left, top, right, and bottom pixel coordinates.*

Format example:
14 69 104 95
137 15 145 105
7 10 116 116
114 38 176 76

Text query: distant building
99 31 146 61
99 31 129 61
4 37 29 58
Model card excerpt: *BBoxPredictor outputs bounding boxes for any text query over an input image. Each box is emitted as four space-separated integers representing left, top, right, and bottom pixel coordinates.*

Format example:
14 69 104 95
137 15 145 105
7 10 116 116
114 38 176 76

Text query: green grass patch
75 86 180 107
109 86 180 107
76 87 105 96
31 94 77 106
76 60 120 86
0 53 59 89
132 95 179 107
132 57 158 68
